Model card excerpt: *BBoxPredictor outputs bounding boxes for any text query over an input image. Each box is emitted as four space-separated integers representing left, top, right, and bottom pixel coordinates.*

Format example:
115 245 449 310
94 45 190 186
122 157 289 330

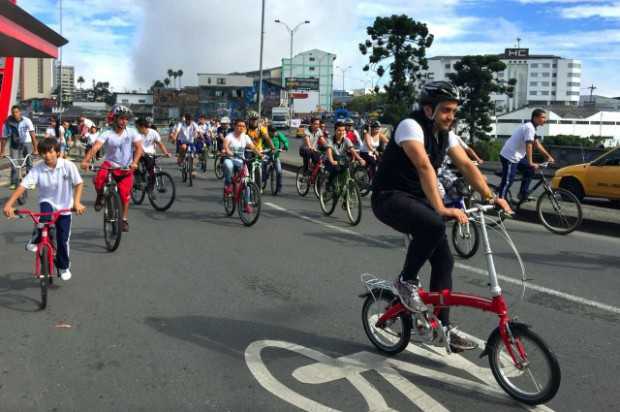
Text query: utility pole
275 19 310 119
257 0 266 118
58 0 63 120
336 66 352 93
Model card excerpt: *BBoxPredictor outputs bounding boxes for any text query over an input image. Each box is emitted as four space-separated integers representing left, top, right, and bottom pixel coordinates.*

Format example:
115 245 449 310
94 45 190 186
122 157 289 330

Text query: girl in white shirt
44 116 66 157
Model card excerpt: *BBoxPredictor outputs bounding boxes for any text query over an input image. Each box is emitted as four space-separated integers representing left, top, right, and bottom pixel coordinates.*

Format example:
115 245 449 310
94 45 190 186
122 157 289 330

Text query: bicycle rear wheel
188 156 194 187
451 221 480 259
103 191 122 252
269 165 278 196
536 188 582 235
295 166 310 196
352 165 371 197
345 181 362 226
239 182 261 226
313 170 327 199
319 179 337 216
223 189 235 216
362 291 411 355
487 323 561 405
39 247 50 310
214 156 224 179
148 171 176 211
131 173 146 205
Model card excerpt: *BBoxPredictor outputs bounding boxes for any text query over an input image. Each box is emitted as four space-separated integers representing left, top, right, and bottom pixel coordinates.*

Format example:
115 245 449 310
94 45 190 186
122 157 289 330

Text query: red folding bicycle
15 208 73 310
295 155 326 198
360 204 561 405
222 155 262 227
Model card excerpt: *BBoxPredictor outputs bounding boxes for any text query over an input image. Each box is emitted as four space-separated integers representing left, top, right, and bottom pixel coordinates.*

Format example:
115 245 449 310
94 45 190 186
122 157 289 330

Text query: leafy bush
472 139 503 161
543 135 611 148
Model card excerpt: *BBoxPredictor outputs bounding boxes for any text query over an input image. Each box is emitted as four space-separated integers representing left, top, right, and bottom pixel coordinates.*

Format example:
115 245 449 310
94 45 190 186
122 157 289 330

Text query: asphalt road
0 157 619 411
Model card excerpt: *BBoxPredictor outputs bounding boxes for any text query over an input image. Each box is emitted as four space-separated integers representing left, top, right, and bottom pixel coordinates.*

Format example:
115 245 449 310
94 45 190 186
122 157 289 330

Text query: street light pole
336 65 352 92
257 0 266 118
275 19 310 119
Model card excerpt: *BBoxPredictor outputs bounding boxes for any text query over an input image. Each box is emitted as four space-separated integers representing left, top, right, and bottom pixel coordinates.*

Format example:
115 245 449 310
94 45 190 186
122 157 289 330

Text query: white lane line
264 201 620 316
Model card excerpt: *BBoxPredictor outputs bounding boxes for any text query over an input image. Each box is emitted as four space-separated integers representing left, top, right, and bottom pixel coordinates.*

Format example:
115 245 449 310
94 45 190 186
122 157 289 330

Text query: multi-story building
235 66 285 116
426 48 582 113
196 73 254 118
53 63 75 103
153 87 200 122
281 49 336 112
18 57 53 100
114 92 153 118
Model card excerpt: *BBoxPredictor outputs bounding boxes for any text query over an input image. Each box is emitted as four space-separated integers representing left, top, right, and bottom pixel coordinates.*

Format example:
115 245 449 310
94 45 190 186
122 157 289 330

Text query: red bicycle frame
231 160 250 203
16 209 72 279
308 157 324 185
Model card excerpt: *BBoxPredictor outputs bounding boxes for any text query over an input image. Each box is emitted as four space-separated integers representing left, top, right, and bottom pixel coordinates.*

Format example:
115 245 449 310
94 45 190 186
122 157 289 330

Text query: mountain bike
360 204 561 405
319 159 362 226
15 208 73 310
296 156 326 198
4 152 34 205
131 154 176 211
92 165 127 252
180 145 195 186
214 152 225 180
222 154 261 227
491 162 582 234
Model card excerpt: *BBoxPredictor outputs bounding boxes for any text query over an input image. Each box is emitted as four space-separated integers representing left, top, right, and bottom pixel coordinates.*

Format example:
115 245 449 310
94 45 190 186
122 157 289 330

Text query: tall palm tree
167 69 174 81
164 78 171 88
172 71 179 89
77 76 85 89
178 69 184 89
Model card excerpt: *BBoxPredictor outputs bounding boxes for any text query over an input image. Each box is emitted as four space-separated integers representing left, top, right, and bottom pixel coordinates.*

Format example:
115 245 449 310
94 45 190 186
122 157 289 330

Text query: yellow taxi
551 147 620 203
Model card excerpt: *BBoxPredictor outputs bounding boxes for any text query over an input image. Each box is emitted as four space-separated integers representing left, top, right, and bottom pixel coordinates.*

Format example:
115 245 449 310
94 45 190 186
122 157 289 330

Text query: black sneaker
121 220 129 232
94 194 104 212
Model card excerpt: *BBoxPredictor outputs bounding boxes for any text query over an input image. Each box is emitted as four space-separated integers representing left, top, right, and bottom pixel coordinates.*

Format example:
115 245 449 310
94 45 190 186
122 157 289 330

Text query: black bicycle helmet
418 81 461 106
369 120 381 128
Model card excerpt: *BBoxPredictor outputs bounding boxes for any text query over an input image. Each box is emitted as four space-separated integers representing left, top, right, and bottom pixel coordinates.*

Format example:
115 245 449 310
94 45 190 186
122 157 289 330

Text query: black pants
140 154 156 188
299 147 321 170
360 152 378 179
372 190 454 325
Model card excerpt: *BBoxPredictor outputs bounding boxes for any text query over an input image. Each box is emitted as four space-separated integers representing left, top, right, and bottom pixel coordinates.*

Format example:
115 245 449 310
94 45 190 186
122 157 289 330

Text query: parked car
551 147 620 204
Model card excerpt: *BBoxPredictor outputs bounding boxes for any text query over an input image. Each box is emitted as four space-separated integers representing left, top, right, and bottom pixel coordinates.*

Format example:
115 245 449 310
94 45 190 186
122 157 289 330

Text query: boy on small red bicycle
3 139 87 281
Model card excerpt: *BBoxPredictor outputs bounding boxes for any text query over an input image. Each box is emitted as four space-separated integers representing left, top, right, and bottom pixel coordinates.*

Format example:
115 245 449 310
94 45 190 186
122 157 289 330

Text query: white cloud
560 2 620 19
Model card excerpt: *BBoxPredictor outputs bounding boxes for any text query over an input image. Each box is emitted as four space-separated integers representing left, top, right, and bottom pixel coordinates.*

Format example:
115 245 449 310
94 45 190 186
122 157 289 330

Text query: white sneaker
25 241 38 253
60 269 72 281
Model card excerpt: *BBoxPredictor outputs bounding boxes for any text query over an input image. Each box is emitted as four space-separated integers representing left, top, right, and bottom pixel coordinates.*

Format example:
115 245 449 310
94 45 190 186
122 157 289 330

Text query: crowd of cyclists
2 80 563 352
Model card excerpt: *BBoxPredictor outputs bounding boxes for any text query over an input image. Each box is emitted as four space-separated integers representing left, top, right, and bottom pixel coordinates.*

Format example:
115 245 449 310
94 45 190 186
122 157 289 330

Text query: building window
542 72 550 77
567 82 580 87
567 91 580 96
552 73 557 77
309 57 315 62
122 99 129 103
531 63 539 68
568 73 580 78
531 72 538 77
541 81 550 86
541 91 549 96
551 91 556 95
542 63 550 68
576 121 589 125
530 81 538 87
560 120 574 124
530 91 538 96
37 59 44 94
139 99 146 103
568 62 581 69
552 64 557 68
215 90 223 97
445 64 451 69
498 119 521 124
217 78 226 85
309 67 315 71
601 121 615 125
552 82 556 86
207 78 211 85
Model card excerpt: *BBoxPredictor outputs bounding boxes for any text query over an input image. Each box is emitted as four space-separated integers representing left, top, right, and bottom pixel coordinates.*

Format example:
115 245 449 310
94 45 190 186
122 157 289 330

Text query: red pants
93 161 134 204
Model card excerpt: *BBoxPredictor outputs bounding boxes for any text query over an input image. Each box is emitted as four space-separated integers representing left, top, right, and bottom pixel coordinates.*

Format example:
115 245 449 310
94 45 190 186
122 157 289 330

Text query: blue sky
19 0 620 97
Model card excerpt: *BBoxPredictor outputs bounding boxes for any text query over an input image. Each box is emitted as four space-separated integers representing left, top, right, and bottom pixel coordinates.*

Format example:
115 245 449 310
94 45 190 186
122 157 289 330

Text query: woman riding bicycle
359 120 389 180
325 122 366 190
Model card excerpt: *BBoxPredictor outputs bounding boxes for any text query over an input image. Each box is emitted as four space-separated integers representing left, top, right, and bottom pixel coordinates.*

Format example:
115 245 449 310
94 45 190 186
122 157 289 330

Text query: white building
281 49 336 112
426 48 581 113
197 73 254 88
114 92 153 106
53 63 75 103
493 106 620 146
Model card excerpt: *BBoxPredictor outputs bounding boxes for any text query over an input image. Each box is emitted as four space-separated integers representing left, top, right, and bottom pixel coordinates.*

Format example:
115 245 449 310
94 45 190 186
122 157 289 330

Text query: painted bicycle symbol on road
245 339 554 412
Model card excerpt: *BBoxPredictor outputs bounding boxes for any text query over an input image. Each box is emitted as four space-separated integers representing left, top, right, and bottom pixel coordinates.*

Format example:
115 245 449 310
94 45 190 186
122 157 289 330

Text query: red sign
291 93 308 99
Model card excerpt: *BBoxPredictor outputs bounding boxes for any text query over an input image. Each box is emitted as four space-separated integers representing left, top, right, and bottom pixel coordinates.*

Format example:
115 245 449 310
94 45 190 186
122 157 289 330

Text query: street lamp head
275 19 281 23
304 20 310 24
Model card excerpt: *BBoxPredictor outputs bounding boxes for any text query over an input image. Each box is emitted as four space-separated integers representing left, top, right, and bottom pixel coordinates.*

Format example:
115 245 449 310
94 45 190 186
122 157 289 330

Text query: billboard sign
285 77 319 91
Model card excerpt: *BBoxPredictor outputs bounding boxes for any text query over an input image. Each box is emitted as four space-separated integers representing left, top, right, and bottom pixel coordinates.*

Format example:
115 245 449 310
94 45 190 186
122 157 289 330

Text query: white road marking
264 201 620 316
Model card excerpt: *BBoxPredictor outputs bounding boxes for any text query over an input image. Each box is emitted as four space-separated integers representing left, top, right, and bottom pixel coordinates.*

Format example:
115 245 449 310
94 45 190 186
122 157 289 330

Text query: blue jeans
223 157 244 185
262 155 283 188
498 155 534 199
35 202 72 270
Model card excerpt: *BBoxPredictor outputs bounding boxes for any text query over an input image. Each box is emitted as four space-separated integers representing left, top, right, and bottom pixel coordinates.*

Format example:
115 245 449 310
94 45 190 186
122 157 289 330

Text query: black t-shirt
372 111 449 198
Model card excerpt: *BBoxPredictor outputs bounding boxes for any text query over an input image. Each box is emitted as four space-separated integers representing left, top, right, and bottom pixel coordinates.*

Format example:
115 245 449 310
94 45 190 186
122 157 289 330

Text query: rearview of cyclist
371 81 511 352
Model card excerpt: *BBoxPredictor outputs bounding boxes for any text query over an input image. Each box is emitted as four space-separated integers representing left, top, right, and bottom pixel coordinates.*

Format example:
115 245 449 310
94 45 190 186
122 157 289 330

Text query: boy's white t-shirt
500 122 536 163
20 158 83 214
394 118 460 149
141 128 162 155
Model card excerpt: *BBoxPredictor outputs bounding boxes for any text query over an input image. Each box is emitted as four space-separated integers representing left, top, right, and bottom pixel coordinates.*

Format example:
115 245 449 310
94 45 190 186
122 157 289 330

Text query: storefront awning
0 1 67 58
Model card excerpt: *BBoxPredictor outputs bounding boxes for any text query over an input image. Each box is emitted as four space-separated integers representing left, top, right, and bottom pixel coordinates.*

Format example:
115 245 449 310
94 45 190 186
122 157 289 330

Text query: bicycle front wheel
269 166 278 196
214 156 224 179
536 188 582 235
148 172 176 211
103 191 122 252
345 181 362 226
487 323 561 405
319 180 337 216
187 156 194 187
131 173 146 205
451 221 480 259
295 166 310 196
239 182 261 226
39 247 50 310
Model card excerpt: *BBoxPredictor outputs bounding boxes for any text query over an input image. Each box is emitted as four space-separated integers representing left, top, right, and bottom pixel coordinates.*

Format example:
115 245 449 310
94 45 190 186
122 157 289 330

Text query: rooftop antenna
587 84 597 103
516 37 522 48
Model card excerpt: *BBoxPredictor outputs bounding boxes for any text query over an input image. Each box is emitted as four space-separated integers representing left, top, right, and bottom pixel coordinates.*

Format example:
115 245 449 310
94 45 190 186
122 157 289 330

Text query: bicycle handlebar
90 165 132 172
15 208 74 224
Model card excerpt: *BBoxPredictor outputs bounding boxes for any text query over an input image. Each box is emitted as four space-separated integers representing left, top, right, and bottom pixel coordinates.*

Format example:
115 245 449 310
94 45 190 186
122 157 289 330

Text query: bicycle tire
214 156 224 179
451 221 480 259
188 156 194 187
295 166 310 196
536 188 582 235
181 160 187 183
362 291 411 355
223 188 235 216
131 173 146 205
313 170 326 199
148 171 176 211
319 180 337 216
487 323 561 405
352 165 371 197
270 165 278 196
239 182 261 227
39 247 50 310
103 191 122 252
345 181 362 226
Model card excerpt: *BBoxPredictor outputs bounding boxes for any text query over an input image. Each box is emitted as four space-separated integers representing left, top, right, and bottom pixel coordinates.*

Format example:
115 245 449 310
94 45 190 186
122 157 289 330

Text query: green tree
163 78 171 87
77 76 85 89
347 93 387 114
447 55 516 143
177 69 184 89
359 14 434 125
